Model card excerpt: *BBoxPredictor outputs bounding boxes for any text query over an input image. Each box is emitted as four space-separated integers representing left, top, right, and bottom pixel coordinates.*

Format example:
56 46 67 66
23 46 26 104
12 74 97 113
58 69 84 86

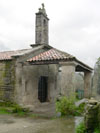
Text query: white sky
0 0 100 67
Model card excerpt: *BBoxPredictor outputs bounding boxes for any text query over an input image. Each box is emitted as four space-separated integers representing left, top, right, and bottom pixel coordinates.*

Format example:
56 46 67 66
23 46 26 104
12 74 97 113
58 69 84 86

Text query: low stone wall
84 98 100 132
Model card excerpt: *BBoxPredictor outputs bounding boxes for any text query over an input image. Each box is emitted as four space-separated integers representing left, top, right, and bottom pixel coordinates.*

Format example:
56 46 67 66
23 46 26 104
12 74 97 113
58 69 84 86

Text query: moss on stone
0 61 16 101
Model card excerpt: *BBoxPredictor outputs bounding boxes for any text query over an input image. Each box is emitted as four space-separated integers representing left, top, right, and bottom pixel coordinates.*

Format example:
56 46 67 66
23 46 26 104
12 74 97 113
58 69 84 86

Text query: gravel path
0 115 75 133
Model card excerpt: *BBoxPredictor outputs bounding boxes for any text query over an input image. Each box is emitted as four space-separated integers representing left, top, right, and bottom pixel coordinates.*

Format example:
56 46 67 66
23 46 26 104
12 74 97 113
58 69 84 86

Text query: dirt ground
0 114 75 133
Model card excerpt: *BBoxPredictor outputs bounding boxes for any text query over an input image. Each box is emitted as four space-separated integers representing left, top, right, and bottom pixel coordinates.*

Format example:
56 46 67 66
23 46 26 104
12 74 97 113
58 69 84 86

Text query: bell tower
35 4 49 45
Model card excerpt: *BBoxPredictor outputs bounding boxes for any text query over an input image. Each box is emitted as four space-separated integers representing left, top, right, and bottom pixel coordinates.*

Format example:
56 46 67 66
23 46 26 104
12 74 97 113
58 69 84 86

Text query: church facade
0 4 92 116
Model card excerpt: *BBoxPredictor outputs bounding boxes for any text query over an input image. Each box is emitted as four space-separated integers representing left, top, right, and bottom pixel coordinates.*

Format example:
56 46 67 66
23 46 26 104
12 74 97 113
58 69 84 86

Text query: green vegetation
76 103 85 115
0 101 29 116
76 122 100 133
0 107 11 114
56 96 85 116
94 127 100 133
76 122 86 133
0 101 51 119
56 96 75 116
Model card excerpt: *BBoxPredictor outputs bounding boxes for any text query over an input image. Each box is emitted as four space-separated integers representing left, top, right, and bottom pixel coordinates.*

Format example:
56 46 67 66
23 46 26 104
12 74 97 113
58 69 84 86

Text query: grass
0 107 11 114
0 101 53 119
0 98 85 118
0 101 29 116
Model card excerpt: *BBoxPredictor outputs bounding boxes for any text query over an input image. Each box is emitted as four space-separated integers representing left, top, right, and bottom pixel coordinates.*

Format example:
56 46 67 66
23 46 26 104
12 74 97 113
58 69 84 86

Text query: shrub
56 96 85 116
56 96 76 116
76 122 86 133
76 121 100 133
94 127 100 133
75 103 85 116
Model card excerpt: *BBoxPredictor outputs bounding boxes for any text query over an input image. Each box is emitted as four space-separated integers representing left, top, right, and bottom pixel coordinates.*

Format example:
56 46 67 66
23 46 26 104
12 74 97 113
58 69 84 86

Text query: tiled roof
27 48 75 62
27 48 93 71
0 49 31 60
0 44 51 61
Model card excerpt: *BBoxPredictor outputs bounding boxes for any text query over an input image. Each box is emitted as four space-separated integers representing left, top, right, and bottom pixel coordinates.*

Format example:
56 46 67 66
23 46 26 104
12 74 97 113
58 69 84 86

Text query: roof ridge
0 48 31 53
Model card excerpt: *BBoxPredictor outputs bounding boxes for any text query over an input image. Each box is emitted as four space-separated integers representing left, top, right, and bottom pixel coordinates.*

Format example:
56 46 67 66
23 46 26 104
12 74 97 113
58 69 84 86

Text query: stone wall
0 61 15 101
84 98 100 132
15 62 59 107
58 62 76 97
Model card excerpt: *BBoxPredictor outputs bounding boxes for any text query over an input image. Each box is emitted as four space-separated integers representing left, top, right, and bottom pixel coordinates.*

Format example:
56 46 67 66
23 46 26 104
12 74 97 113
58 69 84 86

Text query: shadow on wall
75 72 84 99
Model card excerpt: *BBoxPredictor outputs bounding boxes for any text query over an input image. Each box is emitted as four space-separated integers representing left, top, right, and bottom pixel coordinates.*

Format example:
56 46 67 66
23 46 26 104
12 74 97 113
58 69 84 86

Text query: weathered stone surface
84 71 92 98
88 98 98 105
92 58 100 99
0 61 15 101
75 98 87 107
84 98 100 132
35 4 49 45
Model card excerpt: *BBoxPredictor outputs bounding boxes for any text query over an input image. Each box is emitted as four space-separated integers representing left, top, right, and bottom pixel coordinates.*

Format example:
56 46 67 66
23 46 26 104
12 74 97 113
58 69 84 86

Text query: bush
56 96 76 116
56 96 85 116
76 123 100 133
76 122 86 133
75 103 85 116
94 127 100 133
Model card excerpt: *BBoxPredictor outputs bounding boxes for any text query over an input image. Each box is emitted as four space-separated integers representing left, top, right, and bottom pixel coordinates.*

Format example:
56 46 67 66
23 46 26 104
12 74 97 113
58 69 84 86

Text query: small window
43 19 46 26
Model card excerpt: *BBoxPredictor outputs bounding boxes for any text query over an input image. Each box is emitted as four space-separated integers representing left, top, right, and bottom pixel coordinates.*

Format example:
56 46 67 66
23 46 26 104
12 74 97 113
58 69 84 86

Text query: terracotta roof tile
0 49 31 60
27 48 75 62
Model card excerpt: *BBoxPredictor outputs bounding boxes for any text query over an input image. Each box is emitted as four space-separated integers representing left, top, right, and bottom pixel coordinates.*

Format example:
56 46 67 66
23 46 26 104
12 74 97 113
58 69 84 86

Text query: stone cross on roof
42 3 45 9
38 3 47 16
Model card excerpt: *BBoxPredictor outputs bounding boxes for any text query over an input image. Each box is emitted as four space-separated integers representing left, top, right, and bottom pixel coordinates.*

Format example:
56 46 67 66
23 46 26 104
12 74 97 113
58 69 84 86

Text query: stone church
0 4 92 115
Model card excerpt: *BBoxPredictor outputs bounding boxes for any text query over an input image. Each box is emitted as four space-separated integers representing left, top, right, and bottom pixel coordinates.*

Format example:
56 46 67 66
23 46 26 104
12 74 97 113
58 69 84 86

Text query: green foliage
75 103 85 116
56 96 85 116
12 105 29 116
0 107 11 114
0 101 15 107
76 122 100 133
0 101 29 116
94 127 100 133
76 122 86 133
96 57 100 65
56 96 76 116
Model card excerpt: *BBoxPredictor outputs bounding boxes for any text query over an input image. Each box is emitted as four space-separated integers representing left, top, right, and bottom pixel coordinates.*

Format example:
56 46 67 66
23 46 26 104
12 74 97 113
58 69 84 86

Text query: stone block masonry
0 61 15 101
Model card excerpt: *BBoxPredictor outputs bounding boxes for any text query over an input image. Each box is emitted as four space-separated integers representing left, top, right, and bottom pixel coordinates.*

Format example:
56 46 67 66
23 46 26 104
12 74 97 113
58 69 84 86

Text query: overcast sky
0 0 100 67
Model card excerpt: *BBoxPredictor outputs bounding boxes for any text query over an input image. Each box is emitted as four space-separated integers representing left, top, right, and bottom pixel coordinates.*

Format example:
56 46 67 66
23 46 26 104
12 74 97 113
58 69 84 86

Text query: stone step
33 102 56 117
